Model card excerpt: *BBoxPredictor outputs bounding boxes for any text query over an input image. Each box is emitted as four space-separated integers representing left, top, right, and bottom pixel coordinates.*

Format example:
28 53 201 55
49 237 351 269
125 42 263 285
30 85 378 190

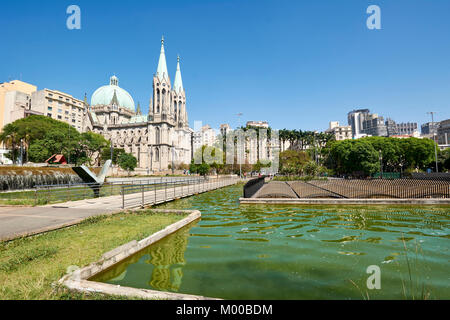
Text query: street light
237 113 243 178
110 139 114 162
20 139 24 166
379 149 383 179
427 112 439 173
171 142 175 175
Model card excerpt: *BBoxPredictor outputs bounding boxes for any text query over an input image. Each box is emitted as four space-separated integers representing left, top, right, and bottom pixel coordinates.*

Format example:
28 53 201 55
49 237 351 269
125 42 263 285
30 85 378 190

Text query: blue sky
1 0 449 131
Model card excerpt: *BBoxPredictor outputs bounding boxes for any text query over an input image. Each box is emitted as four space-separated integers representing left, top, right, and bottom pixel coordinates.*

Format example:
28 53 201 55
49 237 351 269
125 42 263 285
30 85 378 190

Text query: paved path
0 177 239 241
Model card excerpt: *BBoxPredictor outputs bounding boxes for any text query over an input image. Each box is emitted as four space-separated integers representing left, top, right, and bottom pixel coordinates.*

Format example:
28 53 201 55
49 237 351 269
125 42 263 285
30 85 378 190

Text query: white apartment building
193 124 217 153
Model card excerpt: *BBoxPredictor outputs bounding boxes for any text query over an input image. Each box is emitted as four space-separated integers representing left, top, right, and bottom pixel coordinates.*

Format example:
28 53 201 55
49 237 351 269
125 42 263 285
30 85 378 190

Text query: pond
91 185 450 299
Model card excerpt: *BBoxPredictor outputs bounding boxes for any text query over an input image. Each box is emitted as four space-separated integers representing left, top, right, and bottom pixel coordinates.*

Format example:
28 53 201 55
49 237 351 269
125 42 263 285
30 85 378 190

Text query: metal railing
120 176 239 209
32 177 207 205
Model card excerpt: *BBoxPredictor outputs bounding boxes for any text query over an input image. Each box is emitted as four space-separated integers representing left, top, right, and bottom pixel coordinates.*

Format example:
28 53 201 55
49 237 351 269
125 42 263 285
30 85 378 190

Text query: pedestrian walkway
0 176 239 241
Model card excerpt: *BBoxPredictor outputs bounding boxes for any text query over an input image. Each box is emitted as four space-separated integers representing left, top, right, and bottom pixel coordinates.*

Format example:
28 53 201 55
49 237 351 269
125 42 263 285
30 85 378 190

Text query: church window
156 127 161 144
155 148 160 161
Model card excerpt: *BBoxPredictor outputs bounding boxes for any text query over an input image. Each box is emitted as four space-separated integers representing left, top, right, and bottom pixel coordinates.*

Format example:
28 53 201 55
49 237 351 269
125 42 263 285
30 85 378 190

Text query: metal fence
120 176 239 209
254 179 450 199
243 176 266 198
32 177 207 205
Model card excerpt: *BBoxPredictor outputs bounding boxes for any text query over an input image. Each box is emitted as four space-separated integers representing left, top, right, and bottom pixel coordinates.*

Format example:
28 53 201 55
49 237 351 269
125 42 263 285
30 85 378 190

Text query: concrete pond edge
239 198 450 205
58 208 220 300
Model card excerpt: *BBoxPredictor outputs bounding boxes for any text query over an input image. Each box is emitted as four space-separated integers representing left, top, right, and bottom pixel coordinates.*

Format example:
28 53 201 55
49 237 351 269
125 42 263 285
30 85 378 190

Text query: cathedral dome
91 76 135 111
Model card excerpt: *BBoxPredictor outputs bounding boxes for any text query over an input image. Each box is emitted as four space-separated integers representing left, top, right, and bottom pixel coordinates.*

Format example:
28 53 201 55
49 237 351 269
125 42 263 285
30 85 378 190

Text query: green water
92 185 450 299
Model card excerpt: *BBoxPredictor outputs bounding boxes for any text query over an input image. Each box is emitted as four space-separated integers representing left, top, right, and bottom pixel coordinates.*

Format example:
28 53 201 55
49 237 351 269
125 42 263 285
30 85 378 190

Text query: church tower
172 55 188 128
150 36 172 122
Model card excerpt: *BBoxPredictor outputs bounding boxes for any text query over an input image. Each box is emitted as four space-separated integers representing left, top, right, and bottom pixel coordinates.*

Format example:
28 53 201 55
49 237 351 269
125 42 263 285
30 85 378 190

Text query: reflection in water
92 222 193 293
94 185 450 300
147 226 190 291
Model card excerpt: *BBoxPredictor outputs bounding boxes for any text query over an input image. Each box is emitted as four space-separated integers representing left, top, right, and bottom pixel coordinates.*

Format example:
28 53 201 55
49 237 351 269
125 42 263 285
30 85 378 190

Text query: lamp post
427 112 439 173
110 139 114 162
171 142 175 175
237 113 243 178
68 126 71 165
20 139 24 166
379 149 383 179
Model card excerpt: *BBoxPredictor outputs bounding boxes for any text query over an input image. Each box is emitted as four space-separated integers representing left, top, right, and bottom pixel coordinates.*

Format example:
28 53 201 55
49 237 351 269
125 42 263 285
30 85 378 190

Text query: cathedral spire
173 55 184 93
156 36 169 81
136 102 141 115
111 89 119 106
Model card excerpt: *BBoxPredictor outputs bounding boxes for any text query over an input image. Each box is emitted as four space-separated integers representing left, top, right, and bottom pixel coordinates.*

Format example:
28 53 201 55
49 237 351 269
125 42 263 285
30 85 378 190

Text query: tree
253 160 272 173
101 147 126 165
118 152 137 175
304 161 320 176
0 115 80 164
279 150 310 176
348 140 380 176
79 131 109 166
440 148 450 171
324 136 438 176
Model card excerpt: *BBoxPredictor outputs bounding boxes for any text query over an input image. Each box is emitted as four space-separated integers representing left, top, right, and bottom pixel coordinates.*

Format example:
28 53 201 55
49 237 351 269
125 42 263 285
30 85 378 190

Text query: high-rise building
325 121 352 141
385 118 418 137
30 89 87 132
437 119 450 146
347 109 417 138
0 80 37 132
421 122 439 135
193 125 217 152
395 122 418 136
385 118 399 136
0 80 38 164
220 124 231 138
246 121 269 129
362 113 388 137
347 109 370 138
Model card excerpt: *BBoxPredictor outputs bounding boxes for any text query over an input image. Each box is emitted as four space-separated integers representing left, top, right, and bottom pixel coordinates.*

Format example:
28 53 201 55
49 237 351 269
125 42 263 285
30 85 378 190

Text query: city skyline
1 0 450 131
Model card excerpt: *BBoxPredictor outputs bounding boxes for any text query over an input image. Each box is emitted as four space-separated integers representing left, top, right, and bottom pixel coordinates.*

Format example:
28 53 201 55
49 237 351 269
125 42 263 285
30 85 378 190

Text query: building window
48 107 52 111
47 113 52 117
156 127 161 144
65 110 69 115
58 109 62 113
72 119 76 123
57 115 62 120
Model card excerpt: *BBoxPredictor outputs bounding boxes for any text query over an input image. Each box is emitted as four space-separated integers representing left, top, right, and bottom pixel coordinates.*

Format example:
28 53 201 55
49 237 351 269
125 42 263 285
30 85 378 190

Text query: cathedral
86 38 193 171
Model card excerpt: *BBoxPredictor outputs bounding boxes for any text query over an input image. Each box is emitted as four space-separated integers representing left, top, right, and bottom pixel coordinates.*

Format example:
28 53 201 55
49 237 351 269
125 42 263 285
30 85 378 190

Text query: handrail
120 176 239 209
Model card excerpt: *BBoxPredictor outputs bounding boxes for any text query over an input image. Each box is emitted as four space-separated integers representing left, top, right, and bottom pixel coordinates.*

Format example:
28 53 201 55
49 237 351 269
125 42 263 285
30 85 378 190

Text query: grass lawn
0 210 187 300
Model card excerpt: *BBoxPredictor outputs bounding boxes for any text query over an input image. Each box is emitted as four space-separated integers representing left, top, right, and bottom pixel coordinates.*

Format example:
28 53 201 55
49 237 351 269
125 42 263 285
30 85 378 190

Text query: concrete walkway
0 177 239 241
